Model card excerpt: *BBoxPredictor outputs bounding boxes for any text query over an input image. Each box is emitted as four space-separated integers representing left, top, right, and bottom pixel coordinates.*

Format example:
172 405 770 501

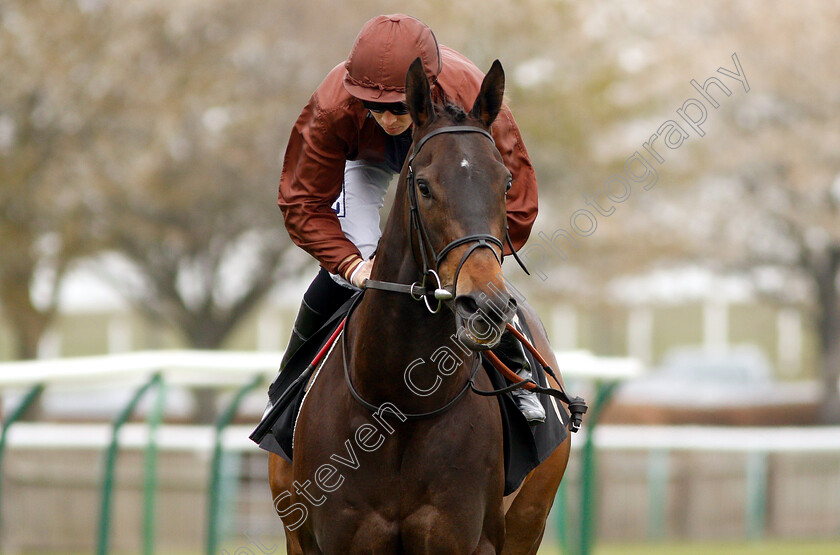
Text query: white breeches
330 159 396 287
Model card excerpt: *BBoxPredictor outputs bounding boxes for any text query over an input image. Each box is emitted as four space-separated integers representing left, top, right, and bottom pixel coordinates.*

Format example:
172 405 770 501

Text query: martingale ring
422 269 445 314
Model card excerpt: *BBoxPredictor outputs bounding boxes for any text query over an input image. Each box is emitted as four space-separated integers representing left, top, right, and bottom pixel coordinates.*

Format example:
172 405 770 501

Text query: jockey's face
369 109 413 136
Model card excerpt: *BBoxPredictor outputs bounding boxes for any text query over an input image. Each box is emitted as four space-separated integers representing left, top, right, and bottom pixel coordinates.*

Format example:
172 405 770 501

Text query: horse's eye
505 177 512 192
417 179 431 198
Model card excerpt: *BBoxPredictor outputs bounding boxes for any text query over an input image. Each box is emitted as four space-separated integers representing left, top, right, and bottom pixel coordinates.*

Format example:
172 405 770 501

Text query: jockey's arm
278 98 363 278
491 104 539 254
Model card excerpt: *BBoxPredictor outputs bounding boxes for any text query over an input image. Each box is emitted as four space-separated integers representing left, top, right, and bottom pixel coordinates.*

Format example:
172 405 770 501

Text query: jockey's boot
258 298 327 430
495 329 546 425
279 298 328 372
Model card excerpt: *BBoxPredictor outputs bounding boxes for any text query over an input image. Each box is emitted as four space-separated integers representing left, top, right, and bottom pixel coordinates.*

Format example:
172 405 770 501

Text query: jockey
277 14 545 424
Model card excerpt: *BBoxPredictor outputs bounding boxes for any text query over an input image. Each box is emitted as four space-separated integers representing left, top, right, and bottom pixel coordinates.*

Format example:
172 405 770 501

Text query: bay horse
269 58 572 554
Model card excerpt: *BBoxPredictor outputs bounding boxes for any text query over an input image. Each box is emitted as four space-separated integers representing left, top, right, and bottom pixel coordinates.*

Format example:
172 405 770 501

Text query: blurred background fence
2 353 840 554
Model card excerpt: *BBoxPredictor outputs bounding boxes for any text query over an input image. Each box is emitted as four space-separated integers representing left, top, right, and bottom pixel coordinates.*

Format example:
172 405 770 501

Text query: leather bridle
364 125 529 313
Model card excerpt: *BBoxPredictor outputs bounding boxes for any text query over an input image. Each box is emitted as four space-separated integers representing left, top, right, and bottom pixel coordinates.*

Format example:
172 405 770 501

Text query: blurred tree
689 2 840 422
83 0 363 420
0 1 101 359
0 1 357 361
555 1 840 422
79 0 334 351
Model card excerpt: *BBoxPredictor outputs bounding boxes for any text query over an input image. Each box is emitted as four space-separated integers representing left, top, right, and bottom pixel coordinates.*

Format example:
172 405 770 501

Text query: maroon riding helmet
343 14 442 103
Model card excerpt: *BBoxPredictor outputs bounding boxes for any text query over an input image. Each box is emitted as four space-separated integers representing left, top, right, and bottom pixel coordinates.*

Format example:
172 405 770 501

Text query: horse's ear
406 57 434 128
470 60 505 127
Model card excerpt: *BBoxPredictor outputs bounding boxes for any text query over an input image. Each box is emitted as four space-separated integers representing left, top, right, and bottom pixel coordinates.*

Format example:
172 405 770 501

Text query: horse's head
403 57 517 350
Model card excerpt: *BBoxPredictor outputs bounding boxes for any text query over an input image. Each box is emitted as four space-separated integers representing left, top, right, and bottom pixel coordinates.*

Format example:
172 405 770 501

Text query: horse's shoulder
515 298 560 372
516 298 547 337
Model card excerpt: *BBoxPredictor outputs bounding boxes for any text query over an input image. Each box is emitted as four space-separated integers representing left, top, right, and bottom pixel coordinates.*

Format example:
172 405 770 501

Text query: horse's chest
301 409 504 553
297 373 502 492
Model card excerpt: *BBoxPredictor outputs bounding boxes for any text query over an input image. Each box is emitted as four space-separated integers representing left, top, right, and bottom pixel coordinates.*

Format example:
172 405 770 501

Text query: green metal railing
0 383 45 551
642 447 770 542
143 377 167 555
745 450 769 540
0 370 267 554
557 380 621 555
555 382 778 552
0 384 44 502
205 374 264 555
646 448 670 541
96 373 162 555
0 351 284 554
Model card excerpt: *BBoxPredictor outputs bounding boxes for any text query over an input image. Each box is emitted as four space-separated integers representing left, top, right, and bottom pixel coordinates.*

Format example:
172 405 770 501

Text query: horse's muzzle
453 291 517 351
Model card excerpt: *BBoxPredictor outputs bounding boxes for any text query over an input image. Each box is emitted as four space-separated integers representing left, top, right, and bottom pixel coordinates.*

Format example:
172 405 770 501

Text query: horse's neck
347 188 474 406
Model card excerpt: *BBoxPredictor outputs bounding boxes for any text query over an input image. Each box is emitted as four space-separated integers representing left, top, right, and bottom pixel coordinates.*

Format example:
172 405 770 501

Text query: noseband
365 125 529 313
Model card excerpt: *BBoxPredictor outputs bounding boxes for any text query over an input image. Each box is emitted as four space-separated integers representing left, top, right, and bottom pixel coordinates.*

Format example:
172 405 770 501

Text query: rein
475 324 589 433
364 125 529 314
338 290 588 428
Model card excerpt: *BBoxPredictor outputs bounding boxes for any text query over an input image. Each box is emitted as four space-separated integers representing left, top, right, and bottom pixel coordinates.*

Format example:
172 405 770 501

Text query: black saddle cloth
484 312 570 494
253 298 569 496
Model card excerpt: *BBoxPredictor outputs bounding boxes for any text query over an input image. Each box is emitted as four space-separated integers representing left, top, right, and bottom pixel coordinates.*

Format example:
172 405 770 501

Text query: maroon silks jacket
278 45 539 275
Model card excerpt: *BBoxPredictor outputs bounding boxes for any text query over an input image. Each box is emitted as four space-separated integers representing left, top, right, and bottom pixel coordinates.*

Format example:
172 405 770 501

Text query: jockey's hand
349 256 375 288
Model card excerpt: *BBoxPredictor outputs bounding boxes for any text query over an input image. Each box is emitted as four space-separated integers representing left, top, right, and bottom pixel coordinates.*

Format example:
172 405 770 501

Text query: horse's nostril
455 295 479 316
507 296 518 313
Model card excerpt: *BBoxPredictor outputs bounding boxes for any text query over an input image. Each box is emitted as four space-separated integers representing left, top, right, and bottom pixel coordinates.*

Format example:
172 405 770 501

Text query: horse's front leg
268 453 306 555
472 519 506 555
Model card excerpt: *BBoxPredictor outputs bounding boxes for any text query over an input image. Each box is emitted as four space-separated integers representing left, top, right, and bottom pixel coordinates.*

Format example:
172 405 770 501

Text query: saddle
251 296 571 496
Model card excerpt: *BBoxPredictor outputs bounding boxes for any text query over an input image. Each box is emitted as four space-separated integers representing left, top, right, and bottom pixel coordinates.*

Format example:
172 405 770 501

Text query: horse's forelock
436 102 468 124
